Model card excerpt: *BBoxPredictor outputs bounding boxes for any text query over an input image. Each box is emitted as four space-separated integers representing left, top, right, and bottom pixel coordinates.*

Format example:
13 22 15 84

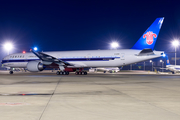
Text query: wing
30 49 71 66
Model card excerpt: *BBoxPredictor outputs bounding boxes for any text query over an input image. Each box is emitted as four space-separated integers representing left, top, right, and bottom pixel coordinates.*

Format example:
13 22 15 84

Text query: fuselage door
121 53 125 60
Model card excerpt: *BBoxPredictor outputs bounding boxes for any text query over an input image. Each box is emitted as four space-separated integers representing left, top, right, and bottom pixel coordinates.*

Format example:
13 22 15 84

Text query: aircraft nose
1 58 4 64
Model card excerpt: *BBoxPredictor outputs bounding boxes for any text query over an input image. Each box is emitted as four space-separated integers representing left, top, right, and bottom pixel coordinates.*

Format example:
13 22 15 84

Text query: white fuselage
166 65 180 72
2 49 164 68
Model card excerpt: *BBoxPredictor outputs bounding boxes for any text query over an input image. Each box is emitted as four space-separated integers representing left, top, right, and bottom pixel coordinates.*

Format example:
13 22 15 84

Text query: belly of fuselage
3 62 28 68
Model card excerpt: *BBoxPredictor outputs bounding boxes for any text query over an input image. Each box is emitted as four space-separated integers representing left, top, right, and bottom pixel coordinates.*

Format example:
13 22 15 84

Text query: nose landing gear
8 67 14 74
9 71 13 74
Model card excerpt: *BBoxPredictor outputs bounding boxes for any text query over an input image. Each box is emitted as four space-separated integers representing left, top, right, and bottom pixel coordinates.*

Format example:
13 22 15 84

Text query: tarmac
0 71 180 120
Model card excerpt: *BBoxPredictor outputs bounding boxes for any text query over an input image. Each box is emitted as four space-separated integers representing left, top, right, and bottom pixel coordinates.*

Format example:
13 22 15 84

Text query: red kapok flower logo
143 31 157 45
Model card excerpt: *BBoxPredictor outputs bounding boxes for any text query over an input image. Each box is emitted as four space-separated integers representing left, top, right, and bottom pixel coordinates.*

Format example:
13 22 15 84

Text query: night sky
0 0 180 59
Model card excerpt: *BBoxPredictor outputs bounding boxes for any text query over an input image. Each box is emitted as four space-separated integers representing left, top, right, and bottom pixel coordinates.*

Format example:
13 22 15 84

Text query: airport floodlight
172 40 179 47
4 42 13 51
111 42 119 49
3 42 13 55
160 60 164 72
34 47 38 51
162 53 166 57
150 60 153 71
144 61 145 71
172 40 179 66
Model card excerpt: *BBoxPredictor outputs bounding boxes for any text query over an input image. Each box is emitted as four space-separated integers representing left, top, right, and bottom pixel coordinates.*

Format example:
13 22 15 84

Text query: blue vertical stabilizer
131 17 164 50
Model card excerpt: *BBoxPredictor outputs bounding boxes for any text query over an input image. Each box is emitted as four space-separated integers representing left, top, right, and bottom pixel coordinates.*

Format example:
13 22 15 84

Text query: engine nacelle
27 61 44 72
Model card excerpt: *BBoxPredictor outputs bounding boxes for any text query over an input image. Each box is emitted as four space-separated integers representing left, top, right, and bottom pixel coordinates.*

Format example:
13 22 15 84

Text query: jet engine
27 61 44 72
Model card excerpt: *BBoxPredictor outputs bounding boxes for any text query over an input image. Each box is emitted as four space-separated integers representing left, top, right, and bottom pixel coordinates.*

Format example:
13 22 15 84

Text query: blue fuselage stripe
2 57 120 64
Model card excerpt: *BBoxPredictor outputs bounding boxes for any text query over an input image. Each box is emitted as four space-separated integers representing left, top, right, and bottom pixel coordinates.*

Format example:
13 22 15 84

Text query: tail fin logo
143 31 157 45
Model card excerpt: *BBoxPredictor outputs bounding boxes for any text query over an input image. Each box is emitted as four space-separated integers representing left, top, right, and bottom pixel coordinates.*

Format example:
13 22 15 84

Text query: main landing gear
56 71 69 75
56 71 87 75
75 68 87 75
75 71 87 75
56 68 88 75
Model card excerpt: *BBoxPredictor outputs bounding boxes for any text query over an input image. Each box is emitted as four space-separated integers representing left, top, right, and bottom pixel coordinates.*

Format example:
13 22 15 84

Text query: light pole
130 64 132 70
160 60 164 72
150 60 153 71
172 40 179 66
3 42 13 55
144 61 145 71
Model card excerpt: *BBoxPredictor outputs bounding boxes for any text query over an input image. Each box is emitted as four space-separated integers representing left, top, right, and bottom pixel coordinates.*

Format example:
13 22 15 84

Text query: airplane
163 56 180 74
89 67 120 73
1 17 165 75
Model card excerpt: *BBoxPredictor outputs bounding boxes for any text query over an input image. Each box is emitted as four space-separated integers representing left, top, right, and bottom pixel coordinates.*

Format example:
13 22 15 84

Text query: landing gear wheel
172 71 176 74
75 71 87 75
57 71 70 75
9 71 13 74
84 71 87 75
66 71 69 75
63 71 66 75
60 71 63 75
56 71 60 75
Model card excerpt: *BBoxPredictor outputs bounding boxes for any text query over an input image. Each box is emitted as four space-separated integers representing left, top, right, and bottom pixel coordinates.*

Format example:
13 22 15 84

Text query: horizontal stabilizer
160 68 168 70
